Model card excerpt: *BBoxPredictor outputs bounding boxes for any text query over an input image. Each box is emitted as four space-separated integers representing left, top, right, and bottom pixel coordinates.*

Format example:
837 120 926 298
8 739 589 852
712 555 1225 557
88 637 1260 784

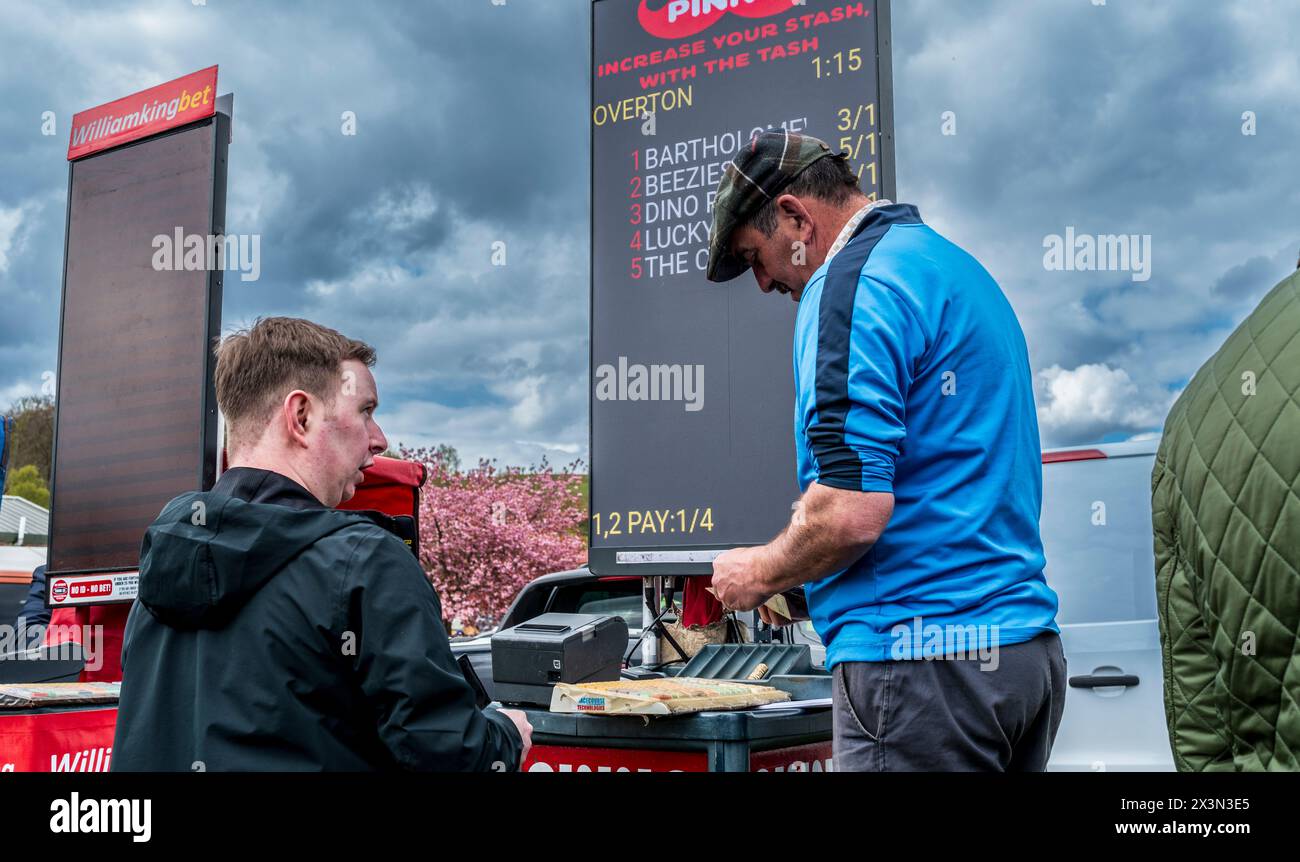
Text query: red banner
67 65 218 161
525 741 834 772
0 709 118 773
525 745 707 772
749 741 834 772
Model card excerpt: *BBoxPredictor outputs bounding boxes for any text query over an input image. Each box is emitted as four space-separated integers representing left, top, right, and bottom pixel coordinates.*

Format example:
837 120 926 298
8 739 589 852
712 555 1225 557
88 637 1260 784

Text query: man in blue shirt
709 132 1065 771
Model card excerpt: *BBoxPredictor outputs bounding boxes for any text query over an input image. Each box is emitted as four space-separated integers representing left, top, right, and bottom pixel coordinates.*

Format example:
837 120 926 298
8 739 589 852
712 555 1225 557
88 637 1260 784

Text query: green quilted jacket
1153 271 1300 771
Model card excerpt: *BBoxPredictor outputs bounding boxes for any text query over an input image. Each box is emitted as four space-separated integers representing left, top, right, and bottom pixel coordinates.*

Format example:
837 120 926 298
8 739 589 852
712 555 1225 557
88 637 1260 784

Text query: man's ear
776 194 813 239
284 390 313 448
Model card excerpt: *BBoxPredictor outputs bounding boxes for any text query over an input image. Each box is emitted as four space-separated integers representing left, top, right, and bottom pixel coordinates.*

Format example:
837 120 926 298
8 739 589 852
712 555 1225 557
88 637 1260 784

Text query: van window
1041 455 1159 625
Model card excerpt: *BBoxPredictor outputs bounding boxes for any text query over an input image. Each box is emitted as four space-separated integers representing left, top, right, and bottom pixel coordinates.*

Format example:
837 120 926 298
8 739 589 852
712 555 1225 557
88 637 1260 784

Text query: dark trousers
832 632 1067 772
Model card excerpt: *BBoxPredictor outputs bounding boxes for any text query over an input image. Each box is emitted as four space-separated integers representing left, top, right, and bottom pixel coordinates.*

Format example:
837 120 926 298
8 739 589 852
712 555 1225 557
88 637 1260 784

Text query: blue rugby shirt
793 204 1059 666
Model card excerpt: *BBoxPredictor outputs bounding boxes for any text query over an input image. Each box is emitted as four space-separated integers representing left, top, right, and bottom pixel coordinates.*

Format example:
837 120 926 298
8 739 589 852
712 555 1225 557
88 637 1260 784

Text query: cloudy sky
1 0 1296 467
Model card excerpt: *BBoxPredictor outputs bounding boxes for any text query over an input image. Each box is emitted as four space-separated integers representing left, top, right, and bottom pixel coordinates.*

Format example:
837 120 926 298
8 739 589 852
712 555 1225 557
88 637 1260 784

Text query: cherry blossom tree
402 446 587 629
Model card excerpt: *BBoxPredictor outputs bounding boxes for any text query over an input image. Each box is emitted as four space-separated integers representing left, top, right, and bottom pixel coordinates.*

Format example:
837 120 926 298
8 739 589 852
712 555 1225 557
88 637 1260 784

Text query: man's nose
754 267 775 293
371 423 388 455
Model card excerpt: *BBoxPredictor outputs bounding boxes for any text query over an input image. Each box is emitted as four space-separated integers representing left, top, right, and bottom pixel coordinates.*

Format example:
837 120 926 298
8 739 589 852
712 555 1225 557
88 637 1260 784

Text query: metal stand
626 575 689 671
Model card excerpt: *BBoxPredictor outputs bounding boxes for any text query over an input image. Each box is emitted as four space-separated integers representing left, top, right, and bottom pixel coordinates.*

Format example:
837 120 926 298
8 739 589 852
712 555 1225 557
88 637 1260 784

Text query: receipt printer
491 613 628 706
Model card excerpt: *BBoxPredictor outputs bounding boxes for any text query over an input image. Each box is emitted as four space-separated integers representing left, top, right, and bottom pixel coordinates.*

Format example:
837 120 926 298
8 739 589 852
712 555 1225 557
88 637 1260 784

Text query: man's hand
757 605 795 628
711 484 892 619
711 546 773 612
499 708 533 765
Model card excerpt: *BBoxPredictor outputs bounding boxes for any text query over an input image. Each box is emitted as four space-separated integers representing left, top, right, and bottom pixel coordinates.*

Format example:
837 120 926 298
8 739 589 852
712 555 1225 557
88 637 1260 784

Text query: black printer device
490 613 628 706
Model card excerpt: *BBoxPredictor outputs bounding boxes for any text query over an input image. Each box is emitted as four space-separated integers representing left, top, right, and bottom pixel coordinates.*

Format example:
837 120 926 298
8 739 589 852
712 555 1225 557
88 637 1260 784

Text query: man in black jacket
113 317 530 771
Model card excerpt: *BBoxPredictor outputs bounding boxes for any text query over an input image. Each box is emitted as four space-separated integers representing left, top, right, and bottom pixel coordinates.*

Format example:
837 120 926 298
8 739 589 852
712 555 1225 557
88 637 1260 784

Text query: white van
1042 440 1174 771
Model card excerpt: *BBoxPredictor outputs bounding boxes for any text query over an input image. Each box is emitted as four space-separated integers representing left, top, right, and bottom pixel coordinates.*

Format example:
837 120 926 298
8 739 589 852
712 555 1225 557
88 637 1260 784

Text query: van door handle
1069 673 1139 689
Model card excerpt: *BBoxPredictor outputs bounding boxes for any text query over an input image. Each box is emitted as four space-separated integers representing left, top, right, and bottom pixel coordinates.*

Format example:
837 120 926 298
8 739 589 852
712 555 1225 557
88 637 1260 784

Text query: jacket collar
847 203 922 246
213 467 325 511
824 199 894 268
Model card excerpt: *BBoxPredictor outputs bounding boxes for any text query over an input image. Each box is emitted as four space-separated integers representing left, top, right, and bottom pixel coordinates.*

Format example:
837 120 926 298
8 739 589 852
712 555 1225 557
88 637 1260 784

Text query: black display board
46 115 229 581
590 0 895 576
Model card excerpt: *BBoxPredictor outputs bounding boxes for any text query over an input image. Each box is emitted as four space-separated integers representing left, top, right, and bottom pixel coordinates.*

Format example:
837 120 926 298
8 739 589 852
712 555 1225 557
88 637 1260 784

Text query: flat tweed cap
706 130 847 283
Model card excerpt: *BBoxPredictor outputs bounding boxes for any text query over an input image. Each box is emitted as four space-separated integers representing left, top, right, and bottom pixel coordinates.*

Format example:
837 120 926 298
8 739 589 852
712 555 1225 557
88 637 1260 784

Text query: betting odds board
590 0 895 575
46 71 230 596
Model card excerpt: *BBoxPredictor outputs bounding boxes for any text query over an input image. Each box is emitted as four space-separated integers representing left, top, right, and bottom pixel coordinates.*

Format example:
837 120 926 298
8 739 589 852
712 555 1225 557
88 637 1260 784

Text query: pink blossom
401 446 588 628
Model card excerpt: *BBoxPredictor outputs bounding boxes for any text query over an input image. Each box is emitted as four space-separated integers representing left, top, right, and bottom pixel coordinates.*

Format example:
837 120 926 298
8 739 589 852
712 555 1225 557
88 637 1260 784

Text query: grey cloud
2 0 1297 461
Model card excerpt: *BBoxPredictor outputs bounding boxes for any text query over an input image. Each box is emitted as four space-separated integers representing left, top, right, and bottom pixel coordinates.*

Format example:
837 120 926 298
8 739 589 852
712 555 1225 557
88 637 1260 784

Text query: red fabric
336 455 426 520
681 576 725 627
41 606 128 682
43 608 80 647
79 605 129 682
0 708 119 772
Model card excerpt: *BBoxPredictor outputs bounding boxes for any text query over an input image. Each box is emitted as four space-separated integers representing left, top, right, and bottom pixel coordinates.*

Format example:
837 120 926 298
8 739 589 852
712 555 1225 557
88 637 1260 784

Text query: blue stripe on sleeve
809 205 923 491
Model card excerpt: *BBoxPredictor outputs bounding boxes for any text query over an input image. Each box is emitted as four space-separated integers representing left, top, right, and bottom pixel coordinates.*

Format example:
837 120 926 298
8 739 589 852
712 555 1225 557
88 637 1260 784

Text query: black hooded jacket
112 467 521 772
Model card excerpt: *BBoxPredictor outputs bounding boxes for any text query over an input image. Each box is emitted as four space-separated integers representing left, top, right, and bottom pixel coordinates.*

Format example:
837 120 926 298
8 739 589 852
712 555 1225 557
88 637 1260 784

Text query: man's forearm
753 483 893 596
